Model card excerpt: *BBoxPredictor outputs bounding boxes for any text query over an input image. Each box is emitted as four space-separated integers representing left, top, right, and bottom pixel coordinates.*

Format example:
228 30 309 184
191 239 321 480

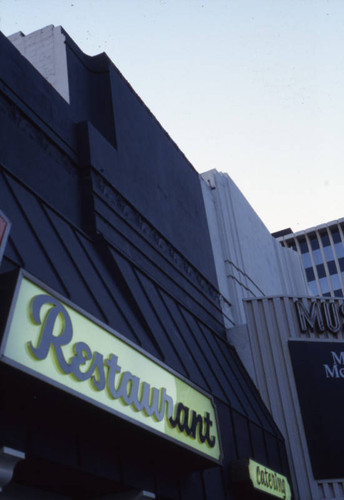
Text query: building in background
202 171 344 499
275 219 344 298
201 170 308 327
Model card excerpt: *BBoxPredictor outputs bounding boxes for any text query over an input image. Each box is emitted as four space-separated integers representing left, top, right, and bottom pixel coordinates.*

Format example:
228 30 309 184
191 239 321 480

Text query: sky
1 0 344 233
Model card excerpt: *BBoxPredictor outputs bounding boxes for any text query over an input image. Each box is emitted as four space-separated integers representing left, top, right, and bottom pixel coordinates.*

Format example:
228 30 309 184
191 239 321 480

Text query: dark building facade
0 27 292 499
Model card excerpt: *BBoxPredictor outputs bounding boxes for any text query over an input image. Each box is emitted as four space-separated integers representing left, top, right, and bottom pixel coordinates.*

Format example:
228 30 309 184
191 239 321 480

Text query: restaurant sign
0 272 221 462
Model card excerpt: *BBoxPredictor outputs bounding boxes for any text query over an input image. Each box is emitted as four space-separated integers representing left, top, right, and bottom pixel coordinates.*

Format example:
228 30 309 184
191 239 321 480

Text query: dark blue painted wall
64 31 218 286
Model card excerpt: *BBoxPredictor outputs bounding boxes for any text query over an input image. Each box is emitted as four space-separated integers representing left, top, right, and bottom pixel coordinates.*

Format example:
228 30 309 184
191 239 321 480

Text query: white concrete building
201 169 309 324
202 169 344 499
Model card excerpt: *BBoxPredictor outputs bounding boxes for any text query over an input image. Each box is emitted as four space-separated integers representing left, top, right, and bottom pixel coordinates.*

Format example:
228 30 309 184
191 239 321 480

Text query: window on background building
323 245 334 261
320 231 335 260
305 267 315 281
310 237 323 265
299 239 308 253
323 292 331 297
330 228 344 258
334 242 344 258
316 264 326 278
308 280 318 295
339 258 344 272
327 260 337 275
319 276 330 294
302 252 312 268
331 274 341 292
310 236 319 250
321 232 330 247
331 229 341 243
334 289 343 297
312 248 323 264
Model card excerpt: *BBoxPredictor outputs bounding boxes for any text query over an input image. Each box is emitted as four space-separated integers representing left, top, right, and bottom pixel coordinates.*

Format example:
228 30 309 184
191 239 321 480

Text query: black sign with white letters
289 340 344 479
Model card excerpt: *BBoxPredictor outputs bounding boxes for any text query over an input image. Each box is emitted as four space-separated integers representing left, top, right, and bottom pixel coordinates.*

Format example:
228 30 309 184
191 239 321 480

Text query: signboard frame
0 269 222 464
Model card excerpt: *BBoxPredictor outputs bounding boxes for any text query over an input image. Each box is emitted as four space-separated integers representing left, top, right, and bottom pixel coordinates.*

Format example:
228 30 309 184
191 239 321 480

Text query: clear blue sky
1 0 344 233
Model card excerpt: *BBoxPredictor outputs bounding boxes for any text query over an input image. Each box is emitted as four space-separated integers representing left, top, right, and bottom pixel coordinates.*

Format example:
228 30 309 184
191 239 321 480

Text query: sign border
0 269 222 464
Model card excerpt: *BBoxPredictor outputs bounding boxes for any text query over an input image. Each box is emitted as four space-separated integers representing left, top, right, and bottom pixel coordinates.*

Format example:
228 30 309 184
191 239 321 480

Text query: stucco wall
202 169 309 325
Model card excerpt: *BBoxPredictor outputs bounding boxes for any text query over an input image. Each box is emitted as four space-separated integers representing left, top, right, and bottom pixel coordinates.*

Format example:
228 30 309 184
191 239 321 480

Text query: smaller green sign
0 272 221 462
248 459 291 499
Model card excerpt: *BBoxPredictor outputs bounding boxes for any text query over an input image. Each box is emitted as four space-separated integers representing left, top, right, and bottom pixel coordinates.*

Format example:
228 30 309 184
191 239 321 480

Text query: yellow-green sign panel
1 274 221 462
248 459 291 500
